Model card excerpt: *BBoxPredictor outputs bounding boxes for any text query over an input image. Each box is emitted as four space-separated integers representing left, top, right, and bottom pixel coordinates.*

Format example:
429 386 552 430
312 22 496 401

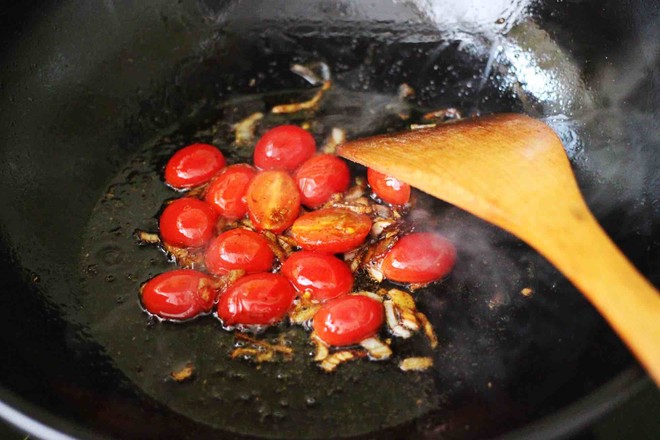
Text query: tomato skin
253 125 316 172
205 229 274 276
381 232 456 283
367 168 411 205
294 154 351 208
159 198 218 247
204 164 256 220
289 208 372 254
217 273 296 327
281 251 353 302
313 295 384 346
165 143 226 189
140 270 217 320
246 170 301 233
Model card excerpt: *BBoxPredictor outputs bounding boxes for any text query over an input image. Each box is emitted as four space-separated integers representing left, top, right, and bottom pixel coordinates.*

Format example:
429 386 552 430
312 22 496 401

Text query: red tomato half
253 125 316 172
281 251 353 302
289 208 371 254
204 164 256 219
205 229 274 276
367 168 411 205
141 270 217 320
294 154 351 208
165 143 226 189
246 170 301 233
381 232 456 283
217 273 296 327
159 198 218 247
313 295 384 346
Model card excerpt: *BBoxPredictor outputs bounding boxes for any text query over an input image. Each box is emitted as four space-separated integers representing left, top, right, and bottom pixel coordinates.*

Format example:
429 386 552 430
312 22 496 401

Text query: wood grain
338 113 660 384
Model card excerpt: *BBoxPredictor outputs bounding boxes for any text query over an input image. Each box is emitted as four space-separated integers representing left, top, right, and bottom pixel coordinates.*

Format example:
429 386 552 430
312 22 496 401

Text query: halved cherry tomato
281 251 353 302
246 170 301 233
289 208 371 254
204 164 256 219
294 154 350 208
159 198 218 247
140 269 217 320
253 125 316 172
313 295 384 346
381 232 456 283
165 143 226 189
217 273 296 327
205 229 274 276
367 168 411 205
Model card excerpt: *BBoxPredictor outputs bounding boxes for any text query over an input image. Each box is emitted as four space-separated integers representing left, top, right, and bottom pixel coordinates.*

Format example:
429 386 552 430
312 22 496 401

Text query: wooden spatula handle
526 200 660 384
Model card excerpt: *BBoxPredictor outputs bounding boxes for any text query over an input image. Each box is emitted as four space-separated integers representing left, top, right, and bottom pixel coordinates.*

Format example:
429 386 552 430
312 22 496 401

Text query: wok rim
0 364 648 440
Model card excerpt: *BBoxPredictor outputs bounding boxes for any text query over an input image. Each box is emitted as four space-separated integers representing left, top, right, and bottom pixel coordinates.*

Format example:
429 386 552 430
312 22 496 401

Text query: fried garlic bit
410 123 437 130
233 112 264 146
422 107 462 122
398 83 415 100
289 292 321 326
380 288 438 348
312 328 391 372
319 350 367 373
272 62 332 114
321 127 346 154
399 357 434 372
134 229 160 244
162 243 205 269
311 332 329 361
134 228 206 269
415 311 438 349
360 336 392 360
170 362 195 382
272 81 331 114
260 230 290 261
230 333 293 363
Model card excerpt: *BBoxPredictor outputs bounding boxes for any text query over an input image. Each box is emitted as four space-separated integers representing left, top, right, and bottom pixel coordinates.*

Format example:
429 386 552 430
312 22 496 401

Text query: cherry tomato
289 208 371 254
367 168 411 205
294 154 351 208
281 251 353 302
313 295 384 346
246 170 301 233
159 198 218 247
165 143 226 189
253 125 316 172
381 232 456 283
140 270 217 320
217 273 296 327
204 164 256 220
205 229 274 276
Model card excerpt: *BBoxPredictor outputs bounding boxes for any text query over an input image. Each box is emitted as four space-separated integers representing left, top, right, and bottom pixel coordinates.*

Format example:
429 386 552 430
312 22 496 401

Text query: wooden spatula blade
338 114 660 384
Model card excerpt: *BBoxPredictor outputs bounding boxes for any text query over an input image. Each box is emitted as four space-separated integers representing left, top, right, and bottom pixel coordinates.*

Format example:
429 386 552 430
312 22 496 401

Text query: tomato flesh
165 143 226 189
281 251 353 302
205 229 274 276
141 270 217 320
313 295 384 346
253 125 316 172
294 154 350 208
289 208 371 254
159 198 218 247
247 170 301 233
381 232 456 283
367 168 411 205
204 164 256 220
217 273 296 327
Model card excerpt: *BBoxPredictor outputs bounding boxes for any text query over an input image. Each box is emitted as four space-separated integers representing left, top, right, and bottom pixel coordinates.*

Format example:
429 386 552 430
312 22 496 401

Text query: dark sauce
79 89 448 438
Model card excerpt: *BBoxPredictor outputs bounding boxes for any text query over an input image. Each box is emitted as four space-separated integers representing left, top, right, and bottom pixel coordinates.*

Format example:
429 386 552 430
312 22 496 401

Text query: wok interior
0 0 657 439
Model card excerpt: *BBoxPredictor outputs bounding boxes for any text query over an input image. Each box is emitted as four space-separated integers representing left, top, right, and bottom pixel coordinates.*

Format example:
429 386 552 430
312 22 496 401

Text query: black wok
0 0 658 439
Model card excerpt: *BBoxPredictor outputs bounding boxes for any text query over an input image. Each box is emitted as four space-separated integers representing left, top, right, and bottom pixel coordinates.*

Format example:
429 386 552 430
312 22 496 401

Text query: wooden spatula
337 113 660 384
